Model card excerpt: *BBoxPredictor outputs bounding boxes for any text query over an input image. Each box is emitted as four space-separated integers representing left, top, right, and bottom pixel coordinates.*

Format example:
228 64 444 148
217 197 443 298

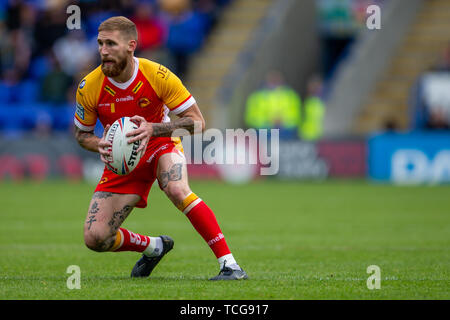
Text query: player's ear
128 39 137 52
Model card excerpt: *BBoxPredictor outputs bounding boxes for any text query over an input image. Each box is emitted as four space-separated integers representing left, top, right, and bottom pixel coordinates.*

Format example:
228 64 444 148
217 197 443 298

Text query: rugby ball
105 117 142 175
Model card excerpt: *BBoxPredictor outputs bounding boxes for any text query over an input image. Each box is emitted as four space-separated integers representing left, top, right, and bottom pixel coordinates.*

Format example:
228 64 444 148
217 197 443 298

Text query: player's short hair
98 16 138 41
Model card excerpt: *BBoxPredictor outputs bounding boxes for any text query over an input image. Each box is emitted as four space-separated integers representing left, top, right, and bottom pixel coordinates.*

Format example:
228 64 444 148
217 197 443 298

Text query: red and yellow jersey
74 57 196 132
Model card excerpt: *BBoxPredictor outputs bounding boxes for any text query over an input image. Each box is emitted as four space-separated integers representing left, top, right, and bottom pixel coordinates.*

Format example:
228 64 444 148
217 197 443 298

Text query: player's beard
101 54 128 78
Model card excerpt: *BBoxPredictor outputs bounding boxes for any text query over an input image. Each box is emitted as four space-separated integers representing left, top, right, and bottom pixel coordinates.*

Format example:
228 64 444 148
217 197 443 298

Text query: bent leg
157 152 236 266
84 191 162 256
83 190 172 278
83 191 139 252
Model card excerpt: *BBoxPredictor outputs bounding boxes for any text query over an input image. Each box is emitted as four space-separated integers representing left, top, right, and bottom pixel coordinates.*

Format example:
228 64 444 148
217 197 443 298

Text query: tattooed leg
84 192 113 231
108 205 133 235
92 191 114 200
86 201 99 230
83 193 140 252
159 163 183 189
157 152 192 207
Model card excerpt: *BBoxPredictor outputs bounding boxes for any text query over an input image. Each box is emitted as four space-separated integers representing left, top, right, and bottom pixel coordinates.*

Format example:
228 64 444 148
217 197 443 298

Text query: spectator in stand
0 25 33 104
131 1 171 65
412 44 450 131
17 1 37 54
0 21 15 83
245 70 301 140
299 75 326 141
0 0 232 136
132 1 165 51
159 0 207 76
194 0 220 33
53 29 96 77
40 50 73 104
1 4 32 83
33 3 68 56
425 108 450 130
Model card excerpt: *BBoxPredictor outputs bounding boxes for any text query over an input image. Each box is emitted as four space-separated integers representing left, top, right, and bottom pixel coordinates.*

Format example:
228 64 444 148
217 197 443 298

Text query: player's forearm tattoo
152 117 195 137
74 126 100 153
76 131 91 144
159 163 183 189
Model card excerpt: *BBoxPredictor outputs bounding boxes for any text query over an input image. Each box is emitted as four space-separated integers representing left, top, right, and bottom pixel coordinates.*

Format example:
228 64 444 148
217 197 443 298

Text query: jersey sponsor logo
76 102 85 120
132 81 143 94
79 79 86 89
138 97 150 108
115 95 134 103
104 85 116 96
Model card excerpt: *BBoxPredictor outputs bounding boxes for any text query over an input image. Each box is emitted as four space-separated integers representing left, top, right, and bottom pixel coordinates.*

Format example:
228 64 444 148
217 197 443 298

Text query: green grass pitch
0 179 449 300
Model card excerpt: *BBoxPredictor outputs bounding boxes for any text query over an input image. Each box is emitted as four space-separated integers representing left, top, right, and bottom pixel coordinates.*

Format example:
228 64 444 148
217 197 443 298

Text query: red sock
112 228 150 252
179 193 231 258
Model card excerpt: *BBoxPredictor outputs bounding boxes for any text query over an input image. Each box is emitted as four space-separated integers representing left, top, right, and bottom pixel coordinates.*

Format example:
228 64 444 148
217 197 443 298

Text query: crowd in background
1 0 447 140
0 0 231 137
244 71 325 141
244 0 385 141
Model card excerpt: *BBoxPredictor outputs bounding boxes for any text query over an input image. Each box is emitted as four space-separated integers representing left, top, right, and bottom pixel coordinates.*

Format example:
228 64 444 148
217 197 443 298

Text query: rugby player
73 16 247 280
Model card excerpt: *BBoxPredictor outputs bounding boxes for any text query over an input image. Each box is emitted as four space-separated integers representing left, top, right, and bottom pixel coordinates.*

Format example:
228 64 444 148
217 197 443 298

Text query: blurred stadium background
0 0 450 300
0 0 449 184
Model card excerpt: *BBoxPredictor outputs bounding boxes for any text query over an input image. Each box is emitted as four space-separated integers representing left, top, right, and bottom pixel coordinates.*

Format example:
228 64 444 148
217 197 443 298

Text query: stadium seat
0 104 26 138
0 82 13 103
52 104 75 132
16 81 40 103
166 12 206 55
29 55 51 80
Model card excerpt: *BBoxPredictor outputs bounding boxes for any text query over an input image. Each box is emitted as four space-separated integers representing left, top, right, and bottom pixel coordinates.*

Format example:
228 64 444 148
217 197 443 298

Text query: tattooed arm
74 126 100 152
126 103 206 153
152 103 206 136
74 125 112 164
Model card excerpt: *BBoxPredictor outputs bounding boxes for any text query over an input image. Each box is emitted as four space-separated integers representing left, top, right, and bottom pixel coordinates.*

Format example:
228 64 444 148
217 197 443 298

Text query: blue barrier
369 131 450 184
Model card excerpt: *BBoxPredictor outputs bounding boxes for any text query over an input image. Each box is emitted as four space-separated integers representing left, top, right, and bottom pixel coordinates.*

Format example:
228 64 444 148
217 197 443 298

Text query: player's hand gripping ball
105 117 143 175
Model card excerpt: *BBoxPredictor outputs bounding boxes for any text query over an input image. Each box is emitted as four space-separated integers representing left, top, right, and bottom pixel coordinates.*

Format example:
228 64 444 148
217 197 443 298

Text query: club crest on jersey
79 79 86 89
138 97 151 108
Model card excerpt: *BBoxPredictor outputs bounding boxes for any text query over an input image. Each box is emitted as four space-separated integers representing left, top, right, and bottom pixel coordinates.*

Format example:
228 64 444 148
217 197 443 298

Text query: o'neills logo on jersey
207 233 224 246
138 97 150 108
116 95 134 103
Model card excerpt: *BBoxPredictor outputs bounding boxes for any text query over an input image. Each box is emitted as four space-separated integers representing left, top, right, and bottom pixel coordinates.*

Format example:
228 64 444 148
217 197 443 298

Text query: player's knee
84 229 114 252
164 183 191 204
